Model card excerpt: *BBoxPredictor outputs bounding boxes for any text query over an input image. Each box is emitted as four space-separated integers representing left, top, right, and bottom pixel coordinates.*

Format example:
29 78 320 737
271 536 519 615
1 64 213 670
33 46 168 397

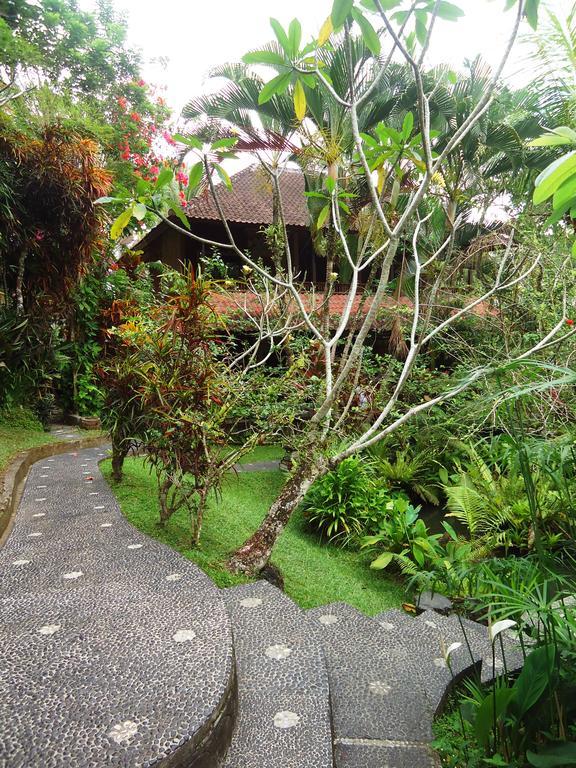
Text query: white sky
92 0 567 116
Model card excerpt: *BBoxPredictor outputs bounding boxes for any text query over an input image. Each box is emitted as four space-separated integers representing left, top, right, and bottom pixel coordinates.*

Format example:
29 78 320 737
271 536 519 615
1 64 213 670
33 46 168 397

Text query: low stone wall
0 435 108 546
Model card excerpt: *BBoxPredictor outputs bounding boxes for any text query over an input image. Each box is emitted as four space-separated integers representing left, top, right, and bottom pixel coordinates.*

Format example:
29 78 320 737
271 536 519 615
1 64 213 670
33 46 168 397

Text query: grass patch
0 408 55 471
103 456 405 614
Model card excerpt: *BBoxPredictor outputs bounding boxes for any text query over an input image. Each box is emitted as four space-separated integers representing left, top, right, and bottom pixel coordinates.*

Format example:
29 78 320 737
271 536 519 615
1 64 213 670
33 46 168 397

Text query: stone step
412 610 525 683
221 581 333 768
307 603 475 767
0 447 235 768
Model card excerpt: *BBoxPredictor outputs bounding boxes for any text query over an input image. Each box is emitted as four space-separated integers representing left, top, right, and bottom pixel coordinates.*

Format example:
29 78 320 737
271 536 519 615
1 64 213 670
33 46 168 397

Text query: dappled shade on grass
101 456 404 614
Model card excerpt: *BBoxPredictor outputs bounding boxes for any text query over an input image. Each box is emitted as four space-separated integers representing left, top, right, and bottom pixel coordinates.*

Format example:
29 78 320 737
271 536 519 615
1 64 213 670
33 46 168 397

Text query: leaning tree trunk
111 444 128 483
227 460 327 575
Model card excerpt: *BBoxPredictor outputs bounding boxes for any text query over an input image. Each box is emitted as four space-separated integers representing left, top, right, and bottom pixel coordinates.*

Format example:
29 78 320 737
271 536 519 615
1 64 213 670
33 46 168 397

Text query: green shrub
301 456 388 543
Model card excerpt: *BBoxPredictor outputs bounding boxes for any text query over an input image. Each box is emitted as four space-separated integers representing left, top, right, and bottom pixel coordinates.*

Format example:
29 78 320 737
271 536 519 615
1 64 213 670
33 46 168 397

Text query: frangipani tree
101 0 575 576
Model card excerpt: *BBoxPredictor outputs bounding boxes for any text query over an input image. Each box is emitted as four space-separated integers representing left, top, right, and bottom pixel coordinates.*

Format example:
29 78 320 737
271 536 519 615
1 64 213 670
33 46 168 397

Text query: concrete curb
0 435 108 547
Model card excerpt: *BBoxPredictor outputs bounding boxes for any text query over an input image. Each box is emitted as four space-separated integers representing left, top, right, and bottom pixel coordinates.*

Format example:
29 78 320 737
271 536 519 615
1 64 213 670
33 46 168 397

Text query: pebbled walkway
0 446 235 768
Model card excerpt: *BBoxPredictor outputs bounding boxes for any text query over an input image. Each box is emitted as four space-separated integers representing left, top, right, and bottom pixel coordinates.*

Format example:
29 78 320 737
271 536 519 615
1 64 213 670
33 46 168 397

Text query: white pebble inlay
94 505 105 510
108 720 138 744
32 513 46 518
34 498 47 502
13 559 30 566
173 629 196 642
127 544 143 550
62 571 83 580
89 492 99 496
369 681 392 696
240 597 262 608
166 573 183 581
425 620 438 629
273 711 300 729
379 621 395 631
38 624 61 636
318 614 338 625
100 523 113 528
265 644 292 660
28 532 42 538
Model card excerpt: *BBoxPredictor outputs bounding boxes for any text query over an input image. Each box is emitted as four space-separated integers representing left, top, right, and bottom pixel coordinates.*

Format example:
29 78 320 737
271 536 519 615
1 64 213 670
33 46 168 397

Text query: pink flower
34 229 45 242
163 131 176 146
176 171 188 185
137 79 145 87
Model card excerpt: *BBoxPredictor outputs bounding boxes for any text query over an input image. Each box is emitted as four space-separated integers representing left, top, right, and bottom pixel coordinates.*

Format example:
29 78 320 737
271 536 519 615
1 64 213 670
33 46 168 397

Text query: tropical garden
2 0 576 764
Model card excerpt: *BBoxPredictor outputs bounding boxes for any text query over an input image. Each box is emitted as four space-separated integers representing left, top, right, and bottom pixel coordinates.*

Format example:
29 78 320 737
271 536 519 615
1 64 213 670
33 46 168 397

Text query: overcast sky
91 0 566 116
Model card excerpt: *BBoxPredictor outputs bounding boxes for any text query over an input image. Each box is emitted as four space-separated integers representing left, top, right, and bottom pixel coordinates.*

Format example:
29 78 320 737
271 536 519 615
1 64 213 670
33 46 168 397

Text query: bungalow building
137 164 332 284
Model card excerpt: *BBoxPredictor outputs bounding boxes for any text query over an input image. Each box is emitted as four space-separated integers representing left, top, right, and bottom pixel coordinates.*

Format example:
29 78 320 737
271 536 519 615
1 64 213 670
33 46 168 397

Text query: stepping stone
335 740 440 767
309 603 478 767
221 581 333 768
414 610 525 683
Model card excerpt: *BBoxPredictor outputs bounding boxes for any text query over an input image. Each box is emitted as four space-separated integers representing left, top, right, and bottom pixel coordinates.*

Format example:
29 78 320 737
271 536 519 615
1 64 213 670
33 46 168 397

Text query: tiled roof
210 290 413 324
184 165 309 227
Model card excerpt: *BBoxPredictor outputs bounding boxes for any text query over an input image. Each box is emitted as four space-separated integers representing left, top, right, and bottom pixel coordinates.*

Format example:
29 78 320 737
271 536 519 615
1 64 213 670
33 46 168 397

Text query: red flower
176 171 188 185
130 112 141 123
34 229 45 242
567 318 575 326
120 150 130 160
117 96 127 110
137 79 145 87
149 165 160 176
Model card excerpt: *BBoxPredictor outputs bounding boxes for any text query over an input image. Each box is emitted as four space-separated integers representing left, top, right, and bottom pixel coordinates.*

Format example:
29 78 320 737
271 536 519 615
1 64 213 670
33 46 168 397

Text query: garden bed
101 455 405 614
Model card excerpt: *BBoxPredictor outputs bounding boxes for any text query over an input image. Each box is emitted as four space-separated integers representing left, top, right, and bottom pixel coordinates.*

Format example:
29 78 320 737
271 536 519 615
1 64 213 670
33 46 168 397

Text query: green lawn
0 409 56 472
102 456 405 615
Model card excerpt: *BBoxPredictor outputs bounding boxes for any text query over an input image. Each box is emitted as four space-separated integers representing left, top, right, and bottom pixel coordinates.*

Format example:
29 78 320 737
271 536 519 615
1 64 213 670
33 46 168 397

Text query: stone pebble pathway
0 446 234 767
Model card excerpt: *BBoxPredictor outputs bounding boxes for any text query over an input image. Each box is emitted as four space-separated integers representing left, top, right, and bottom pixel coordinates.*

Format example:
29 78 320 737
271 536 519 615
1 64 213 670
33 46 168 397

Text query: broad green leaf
415 11 428 45
155 167 174 190
527 742 576 767
544 202 571 227
212 137 238 150
370 551 394 569
169 200 190 229
552 175 576 212
436 1 465 21
186 161 204 197
351 7 381 54
533 151 576 205
510 644 555 718
243 49 288 67
270 18 290 54
110 206 134 240
553 126 576 141
361 0 401 10
133 202 147 221
173 133 203 150
529 134 572 147
474 687 515 747
317 203 331 228
402 111 414 139
293 78 307 121
332 0 354 28
258 71 292 104
214 163 232 190
325 176 336 193
318 15 334 45
288 18 301 56
525 0 540 29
